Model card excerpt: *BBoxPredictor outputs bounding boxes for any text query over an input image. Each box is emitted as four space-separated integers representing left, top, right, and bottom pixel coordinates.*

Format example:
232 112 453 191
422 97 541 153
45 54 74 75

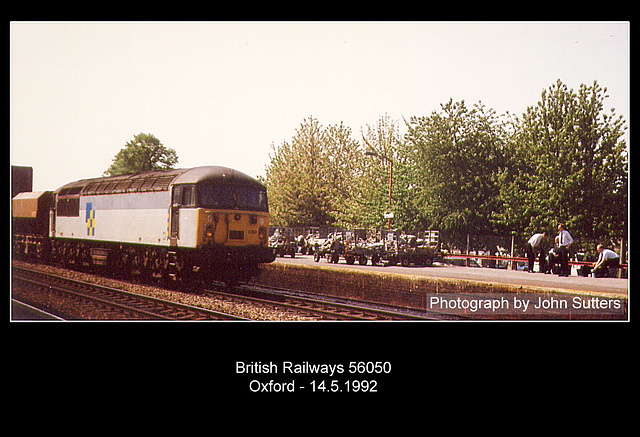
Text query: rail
206 282 453 321
12 265 249 321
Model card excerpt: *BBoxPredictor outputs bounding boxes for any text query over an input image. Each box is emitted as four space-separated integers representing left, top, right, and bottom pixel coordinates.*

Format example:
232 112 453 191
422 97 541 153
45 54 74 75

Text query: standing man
557 224 573 277
526 232 547 273
592 244 620 277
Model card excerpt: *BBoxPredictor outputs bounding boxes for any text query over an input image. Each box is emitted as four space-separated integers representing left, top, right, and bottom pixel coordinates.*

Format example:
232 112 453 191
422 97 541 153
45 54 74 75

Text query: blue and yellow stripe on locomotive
86 202 95 236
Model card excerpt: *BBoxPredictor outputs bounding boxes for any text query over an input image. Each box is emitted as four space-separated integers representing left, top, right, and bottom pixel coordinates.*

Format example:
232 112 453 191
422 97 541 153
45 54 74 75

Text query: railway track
207 282 451 321
12 265 248 321
12 262 456 321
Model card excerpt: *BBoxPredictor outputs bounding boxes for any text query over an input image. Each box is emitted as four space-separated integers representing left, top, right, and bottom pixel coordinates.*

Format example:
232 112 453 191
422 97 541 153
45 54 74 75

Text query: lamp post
364 150 394 230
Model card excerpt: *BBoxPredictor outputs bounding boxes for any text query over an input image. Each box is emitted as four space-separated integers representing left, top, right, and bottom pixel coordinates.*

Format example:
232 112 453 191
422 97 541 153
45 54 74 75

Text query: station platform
255 256 628 319
272 255 628 299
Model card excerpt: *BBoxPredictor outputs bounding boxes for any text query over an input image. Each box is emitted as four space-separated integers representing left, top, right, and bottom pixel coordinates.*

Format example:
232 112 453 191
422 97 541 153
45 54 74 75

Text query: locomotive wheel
128 248 144 277
108 247 127 277
345 255 355 265
401 258 411 267
148 249 165 283
139 249 155 282
37 240 51 263
358 255 367 265
314 252 321 262
77 243 90 271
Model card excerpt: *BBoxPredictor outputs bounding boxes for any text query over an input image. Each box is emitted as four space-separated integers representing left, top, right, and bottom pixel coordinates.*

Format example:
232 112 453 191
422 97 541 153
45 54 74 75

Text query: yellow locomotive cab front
198 209 269 248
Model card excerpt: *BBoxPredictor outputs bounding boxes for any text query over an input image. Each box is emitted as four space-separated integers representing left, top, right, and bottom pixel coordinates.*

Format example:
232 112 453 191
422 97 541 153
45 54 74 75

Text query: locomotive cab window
172 185 196 207
236 186 268 211
197 183 268 212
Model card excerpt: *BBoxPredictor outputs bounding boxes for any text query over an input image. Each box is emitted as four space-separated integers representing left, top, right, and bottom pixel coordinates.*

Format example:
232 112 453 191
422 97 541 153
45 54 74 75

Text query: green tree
402 99 509 244
263 79 627 249
104 133 179 176
499 79 627 248
264 116 330 226
264 117 361 227
323 122 363 227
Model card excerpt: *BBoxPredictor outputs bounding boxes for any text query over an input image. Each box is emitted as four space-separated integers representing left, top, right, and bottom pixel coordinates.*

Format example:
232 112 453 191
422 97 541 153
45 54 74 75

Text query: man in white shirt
526 232 547 273
592 244 620 278
557 224 573 277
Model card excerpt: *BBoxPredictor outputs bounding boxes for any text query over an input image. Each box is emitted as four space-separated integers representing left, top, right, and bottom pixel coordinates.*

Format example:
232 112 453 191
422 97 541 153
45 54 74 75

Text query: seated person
592 244 620 278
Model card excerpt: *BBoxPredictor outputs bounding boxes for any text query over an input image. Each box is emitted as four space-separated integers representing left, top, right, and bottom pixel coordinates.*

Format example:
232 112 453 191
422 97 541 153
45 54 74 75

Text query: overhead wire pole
364 150 394 230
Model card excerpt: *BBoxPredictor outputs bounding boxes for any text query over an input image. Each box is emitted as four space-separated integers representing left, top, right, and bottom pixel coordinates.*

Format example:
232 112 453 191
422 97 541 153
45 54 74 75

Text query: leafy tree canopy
104 133 179 176
263 80 629 252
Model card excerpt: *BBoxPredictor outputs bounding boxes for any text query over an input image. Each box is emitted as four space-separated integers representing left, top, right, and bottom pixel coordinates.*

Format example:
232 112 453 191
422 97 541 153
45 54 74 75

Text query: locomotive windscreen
198 183 268 212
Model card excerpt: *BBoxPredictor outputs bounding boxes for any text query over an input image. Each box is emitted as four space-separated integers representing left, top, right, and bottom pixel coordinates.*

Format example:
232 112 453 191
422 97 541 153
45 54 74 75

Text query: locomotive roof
172 166 261 186
54 166 262 196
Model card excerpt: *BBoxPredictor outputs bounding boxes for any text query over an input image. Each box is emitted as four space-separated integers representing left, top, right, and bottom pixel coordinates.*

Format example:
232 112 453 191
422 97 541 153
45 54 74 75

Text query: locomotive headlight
258 226 267 242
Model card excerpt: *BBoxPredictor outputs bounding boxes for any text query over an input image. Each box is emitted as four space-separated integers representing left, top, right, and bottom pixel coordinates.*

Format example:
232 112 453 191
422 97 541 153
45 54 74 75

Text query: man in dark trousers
526 232 547 273
556 224 573 277
592 244 620 277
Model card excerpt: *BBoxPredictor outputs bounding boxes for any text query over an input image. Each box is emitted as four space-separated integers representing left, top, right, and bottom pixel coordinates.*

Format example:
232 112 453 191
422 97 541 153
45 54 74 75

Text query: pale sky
10 21 629 192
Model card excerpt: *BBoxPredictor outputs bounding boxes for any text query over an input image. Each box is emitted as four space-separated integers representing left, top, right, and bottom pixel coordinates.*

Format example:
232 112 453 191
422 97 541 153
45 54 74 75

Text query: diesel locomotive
12 166 276 285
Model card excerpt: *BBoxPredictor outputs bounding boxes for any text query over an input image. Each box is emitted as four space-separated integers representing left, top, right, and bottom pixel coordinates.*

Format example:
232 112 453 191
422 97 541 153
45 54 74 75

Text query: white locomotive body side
54 191 172 247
